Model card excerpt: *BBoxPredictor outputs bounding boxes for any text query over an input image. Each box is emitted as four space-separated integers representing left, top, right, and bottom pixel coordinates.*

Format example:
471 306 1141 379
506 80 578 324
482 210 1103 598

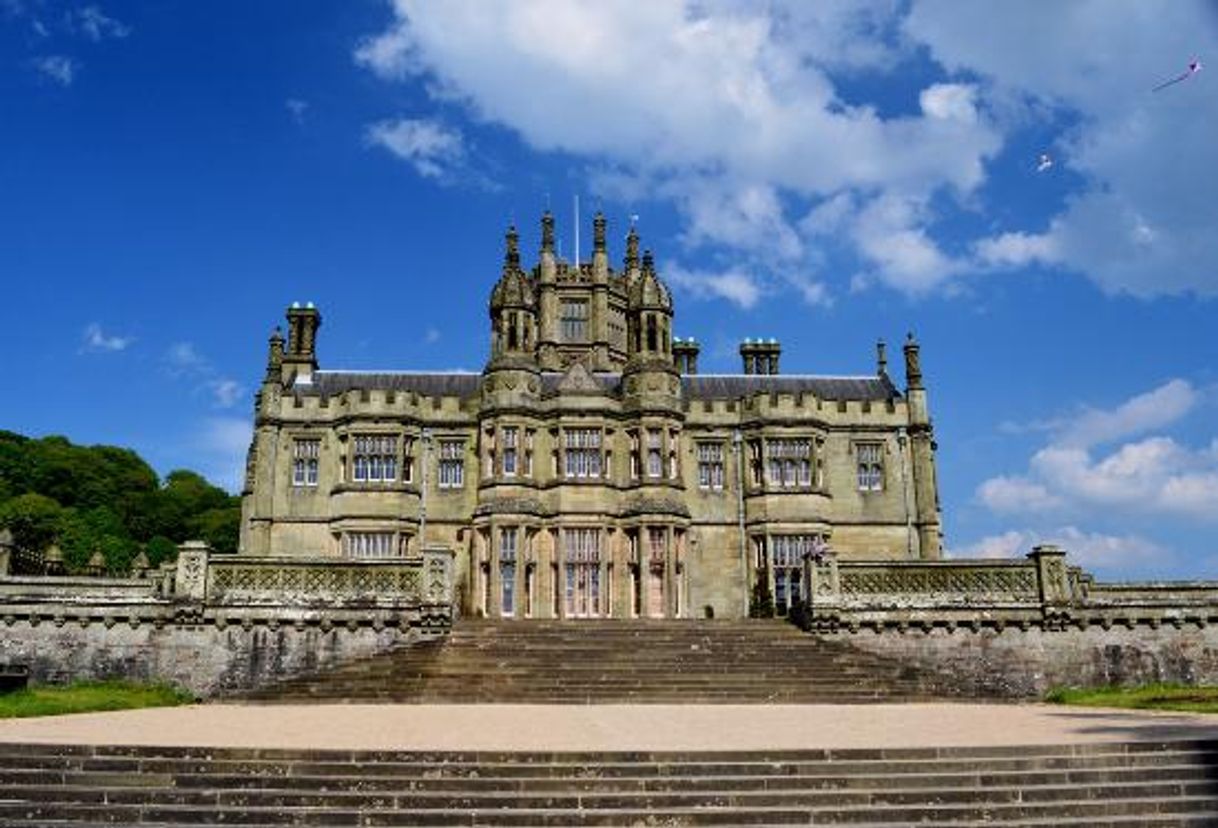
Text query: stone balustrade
801 544 1218 632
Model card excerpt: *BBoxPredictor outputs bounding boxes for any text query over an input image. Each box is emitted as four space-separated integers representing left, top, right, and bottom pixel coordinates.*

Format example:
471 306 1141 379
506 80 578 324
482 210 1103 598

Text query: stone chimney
740 338 781 375
672 337 700 374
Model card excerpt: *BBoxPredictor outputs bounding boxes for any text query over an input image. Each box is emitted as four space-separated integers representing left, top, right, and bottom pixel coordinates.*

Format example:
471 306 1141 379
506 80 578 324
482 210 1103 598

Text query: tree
145 535 179 568
0 493 63 555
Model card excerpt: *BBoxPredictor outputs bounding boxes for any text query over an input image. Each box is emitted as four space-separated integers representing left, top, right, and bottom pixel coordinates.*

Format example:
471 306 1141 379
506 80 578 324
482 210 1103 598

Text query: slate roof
309 372 482 398
304 370 900 402
682 374 900 401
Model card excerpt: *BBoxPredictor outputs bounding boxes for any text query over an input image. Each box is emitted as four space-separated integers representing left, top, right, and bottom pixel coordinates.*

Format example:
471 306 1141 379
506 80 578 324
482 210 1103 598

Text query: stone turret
484 224 540 408
623 249 679 409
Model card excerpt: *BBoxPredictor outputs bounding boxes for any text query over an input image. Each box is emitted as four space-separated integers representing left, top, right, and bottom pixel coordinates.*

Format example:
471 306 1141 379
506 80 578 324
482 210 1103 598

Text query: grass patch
1046 683 1218 714
0 680 195 719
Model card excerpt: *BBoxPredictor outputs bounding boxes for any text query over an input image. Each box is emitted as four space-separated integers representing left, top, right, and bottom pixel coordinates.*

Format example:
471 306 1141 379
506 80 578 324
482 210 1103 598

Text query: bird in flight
1036 153 1053 173
1153 58 1202 92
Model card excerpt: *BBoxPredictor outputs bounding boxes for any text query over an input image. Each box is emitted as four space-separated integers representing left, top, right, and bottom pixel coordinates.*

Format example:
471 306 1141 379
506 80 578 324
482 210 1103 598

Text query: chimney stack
672 337 700 374
740 338 781 375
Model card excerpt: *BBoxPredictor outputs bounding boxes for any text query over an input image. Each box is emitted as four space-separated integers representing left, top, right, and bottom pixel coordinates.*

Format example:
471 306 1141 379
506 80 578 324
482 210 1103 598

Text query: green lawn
1046 684 1218 714
0 680 195 719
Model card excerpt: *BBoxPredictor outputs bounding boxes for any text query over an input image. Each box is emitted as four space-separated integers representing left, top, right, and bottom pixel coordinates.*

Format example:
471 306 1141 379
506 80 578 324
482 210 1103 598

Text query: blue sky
2 1 1216 579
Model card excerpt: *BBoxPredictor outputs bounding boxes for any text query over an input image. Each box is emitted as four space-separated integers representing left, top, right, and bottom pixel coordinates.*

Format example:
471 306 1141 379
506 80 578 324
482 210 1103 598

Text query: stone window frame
342 529 403 559
291 436 320 488
695 440 725 490
855 440 885 492
560 297 589 342
438 437 466 490
562 426 604 480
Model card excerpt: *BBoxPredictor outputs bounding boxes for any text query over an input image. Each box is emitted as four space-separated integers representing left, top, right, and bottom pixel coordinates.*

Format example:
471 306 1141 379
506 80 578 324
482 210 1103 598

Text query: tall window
668 429 680 479
564 528 600 617
402 437 414 484
343 531 397 559
696 442 724 490
438 439 465 489
765 439 812 488
560 299 588 342
502 427 518 477
524 429 534 477
629 431 641 479
499 527 517 617
646 429 663 478
292 438 320 487
856 442 884 491
352 435 397 483
770 535 814 615
564 428 602 478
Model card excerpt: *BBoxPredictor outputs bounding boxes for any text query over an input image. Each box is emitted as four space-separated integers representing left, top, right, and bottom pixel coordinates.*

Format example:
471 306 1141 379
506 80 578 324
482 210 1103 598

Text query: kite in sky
1152 58 1202 92
1036 153 1053 173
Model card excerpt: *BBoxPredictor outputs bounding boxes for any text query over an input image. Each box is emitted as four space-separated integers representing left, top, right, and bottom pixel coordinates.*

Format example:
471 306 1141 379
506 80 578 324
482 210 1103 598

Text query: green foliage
1045 683 1218 714
0 431 241 573
0 680 195 718
146 535 179 567
0 493 63 554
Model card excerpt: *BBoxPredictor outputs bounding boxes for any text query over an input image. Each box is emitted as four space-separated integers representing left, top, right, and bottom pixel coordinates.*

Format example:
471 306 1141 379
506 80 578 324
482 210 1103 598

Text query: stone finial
642 248 655 275
266 326 284 381
593 211 606 253
625 226 639 271
541 210 555 254
876 338 888 377
130 549 151 578
903 332 922 390
504 224 520 271
44 543 65 576
86 548 106 577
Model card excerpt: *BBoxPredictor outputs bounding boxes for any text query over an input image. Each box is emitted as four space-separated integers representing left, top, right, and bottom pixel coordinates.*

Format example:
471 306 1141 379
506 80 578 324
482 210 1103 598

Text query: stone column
175 540 211 601
1028 544 1070 607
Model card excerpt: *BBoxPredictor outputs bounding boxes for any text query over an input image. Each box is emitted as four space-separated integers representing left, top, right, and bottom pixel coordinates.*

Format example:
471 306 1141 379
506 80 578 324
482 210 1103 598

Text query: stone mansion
239 212 942 620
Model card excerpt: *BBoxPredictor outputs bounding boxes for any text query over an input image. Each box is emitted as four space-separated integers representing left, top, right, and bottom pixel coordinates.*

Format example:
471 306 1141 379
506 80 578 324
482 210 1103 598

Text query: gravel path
1 703 1215 751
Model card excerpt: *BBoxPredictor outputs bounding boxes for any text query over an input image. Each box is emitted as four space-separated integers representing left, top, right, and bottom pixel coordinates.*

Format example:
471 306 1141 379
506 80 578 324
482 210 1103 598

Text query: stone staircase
1 740 1216 825
237 619 946 704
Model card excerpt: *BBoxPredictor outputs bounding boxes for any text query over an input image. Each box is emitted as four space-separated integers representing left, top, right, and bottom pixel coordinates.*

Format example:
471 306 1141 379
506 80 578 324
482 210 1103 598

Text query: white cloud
423 327 441 344
80 322 132 353
1054 379 1197 448
665 263 763 309
976 476 1063 514
977 379 1218 522
906 0 1218 297
73 6 130 41
207 379 245 409
166 342 208 374
33 55 77 86
355 1 1003 299
286 98 309 124
951 526 1169 573
365 117 468 182
356 1 1218 300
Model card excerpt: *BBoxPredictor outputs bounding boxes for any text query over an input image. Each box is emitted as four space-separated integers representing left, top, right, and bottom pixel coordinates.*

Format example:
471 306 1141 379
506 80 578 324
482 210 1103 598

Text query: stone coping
0 703 1215 752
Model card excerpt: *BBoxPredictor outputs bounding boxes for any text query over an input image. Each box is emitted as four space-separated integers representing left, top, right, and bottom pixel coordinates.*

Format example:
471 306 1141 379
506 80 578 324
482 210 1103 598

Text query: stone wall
834 622 1218 698
0 541 454 697
0 611 427 698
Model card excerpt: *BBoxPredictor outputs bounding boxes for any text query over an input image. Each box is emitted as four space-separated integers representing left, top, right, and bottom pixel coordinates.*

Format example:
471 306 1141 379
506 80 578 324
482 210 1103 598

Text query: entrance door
647 563 665 618
565 562 600 618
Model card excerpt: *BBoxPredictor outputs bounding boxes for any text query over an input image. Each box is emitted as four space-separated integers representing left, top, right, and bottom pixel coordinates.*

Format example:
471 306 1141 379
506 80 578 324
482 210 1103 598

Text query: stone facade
240 213 943 620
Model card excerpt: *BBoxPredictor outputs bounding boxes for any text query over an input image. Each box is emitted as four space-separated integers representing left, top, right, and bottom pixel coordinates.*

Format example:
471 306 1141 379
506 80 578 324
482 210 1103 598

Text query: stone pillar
664 525 675 618
175 540 211 601
0 527 11 577
554 528 566 619
423 543 455 608
1028 544 1071 606
487 522 501 617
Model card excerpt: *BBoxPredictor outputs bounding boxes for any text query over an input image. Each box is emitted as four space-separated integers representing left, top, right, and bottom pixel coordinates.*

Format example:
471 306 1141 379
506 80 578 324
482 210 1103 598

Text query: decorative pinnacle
642 248 655 274
504 224 520 270
625 226 639 270
541 210 555 253
903 332 923 390
593 211 606 253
